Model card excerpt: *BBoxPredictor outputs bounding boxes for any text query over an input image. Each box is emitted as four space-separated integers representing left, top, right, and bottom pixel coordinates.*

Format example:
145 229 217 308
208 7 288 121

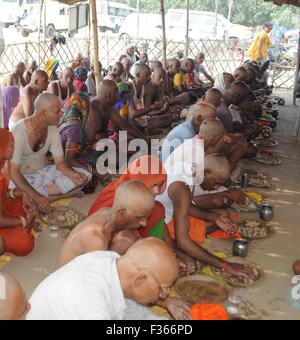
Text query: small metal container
260 203 274 221
241 172 250 188
233 239 249 257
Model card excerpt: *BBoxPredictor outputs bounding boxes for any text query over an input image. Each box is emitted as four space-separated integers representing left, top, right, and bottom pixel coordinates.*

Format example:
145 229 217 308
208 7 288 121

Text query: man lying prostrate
27 238 179 320
57 180 155 268
10 93 92 214
156 154 256 280
161 102 215 163
0 273 30 320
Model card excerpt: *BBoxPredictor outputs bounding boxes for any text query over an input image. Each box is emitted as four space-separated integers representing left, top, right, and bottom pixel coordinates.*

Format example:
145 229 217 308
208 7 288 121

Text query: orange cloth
167 216 206 245
0 129 13 160
0 175 34 256
89 155 167 216
209 230 242 239
189 303 229 320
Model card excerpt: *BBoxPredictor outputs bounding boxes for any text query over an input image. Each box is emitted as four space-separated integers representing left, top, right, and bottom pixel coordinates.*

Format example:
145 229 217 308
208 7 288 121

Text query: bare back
10 85 37 123
56 208 112 268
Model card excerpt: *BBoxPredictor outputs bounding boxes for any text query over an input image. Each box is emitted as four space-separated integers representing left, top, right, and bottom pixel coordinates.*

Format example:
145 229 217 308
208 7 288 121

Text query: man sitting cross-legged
9 93 92 214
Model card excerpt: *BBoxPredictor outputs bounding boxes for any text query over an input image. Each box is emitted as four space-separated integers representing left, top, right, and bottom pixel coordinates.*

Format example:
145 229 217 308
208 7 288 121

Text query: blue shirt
161 120 196 163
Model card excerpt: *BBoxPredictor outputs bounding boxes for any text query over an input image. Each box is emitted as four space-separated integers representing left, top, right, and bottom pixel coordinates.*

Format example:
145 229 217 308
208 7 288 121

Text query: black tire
46 24 55 39
21 28 29 37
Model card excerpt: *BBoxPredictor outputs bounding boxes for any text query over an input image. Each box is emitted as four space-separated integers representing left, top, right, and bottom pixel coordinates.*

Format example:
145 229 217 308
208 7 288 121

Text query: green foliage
116 0 299 29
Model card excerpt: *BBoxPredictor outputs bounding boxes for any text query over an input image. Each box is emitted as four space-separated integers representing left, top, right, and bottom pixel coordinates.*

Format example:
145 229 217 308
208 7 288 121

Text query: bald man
57 180 155 268
161 102 216 163
233 67 248 82
10 93 91 214
104 62 124 83
156 154 256 281
24 60 38 85
86 80 147 167
2 62 27 88
130 52 149 78
47 67 74 106
27 238 178 320
0 273 30 320
9 70 49 130
201 88 223 109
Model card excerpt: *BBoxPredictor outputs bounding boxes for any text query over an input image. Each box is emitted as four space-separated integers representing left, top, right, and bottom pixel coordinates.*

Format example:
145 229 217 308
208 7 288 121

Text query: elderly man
156 154 255 281
27 238 178 320
57 180 155 268
104 62 124 83
9 70 49 130
161 102 216 163
0 273 30 320
24 60 38 85
9 93 91 214
86 80 147 167
1 62 27 89
47 67 74 106
131 52 149 78
124 44 139 65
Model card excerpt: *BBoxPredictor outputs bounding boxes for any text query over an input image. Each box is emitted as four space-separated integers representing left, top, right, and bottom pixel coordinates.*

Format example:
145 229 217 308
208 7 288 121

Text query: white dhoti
10 165 92 197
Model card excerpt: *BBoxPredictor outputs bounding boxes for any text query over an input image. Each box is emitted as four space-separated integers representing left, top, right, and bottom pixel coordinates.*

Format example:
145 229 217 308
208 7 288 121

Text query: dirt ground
2 91 300 320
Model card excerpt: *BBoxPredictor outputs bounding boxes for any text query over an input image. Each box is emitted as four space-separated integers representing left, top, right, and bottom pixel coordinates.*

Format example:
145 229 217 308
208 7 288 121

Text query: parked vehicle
96 1 136 33
19 0 89 38
166 9 252 41
119 13 162 40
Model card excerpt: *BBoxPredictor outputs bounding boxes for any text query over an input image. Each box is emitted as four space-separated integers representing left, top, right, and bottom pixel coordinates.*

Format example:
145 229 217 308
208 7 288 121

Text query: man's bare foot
0 237 5 256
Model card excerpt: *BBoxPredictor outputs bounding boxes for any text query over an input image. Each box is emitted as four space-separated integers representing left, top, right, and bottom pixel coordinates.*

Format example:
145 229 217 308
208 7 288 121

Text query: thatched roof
265 0 300 6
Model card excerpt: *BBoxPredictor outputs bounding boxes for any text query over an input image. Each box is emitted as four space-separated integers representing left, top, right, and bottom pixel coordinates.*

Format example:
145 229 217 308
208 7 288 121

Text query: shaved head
199 118 225 139
98 79 118 96
234 67 248 82
135 63 151 76
188 102 216 132
34 92 60 112
204 88 223 108
204 154 231 180
0 273 29 320
118 237 179 305
113 180 155 217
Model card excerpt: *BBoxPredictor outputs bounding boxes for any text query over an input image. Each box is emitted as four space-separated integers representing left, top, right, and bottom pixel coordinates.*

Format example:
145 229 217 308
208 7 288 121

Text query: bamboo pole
185 0 190 58
160 0 167 68
90 0 100 94
38 0 44 67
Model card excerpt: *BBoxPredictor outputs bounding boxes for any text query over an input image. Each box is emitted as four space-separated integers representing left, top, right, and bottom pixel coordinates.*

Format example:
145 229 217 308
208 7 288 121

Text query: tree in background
117 0 299 29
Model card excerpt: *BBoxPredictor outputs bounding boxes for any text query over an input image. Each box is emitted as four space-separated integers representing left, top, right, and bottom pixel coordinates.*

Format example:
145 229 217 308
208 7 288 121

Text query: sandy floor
2 91 300 320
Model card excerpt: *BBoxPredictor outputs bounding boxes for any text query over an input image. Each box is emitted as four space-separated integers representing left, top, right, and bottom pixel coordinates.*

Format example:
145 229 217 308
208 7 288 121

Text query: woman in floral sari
59 92 90 161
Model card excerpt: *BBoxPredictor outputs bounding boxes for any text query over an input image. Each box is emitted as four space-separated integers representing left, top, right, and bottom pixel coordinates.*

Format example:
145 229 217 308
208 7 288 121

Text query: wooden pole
136 0 140 42
185 0 190 58
160 0 167 68
38 0 44 66
90 0 100 94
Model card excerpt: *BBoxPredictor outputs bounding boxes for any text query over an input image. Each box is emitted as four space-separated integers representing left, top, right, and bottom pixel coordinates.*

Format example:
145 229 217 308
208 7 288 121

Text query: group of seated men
0 45 297 320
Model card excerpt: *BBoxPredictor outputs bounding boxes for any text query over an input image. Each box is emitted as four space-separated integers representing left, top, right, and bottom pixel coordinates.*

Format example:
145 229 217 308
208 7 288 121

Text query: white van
0 0 20 27
166 9 252 41
96 1 136 33
119 13 162 40
20 0 89 38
